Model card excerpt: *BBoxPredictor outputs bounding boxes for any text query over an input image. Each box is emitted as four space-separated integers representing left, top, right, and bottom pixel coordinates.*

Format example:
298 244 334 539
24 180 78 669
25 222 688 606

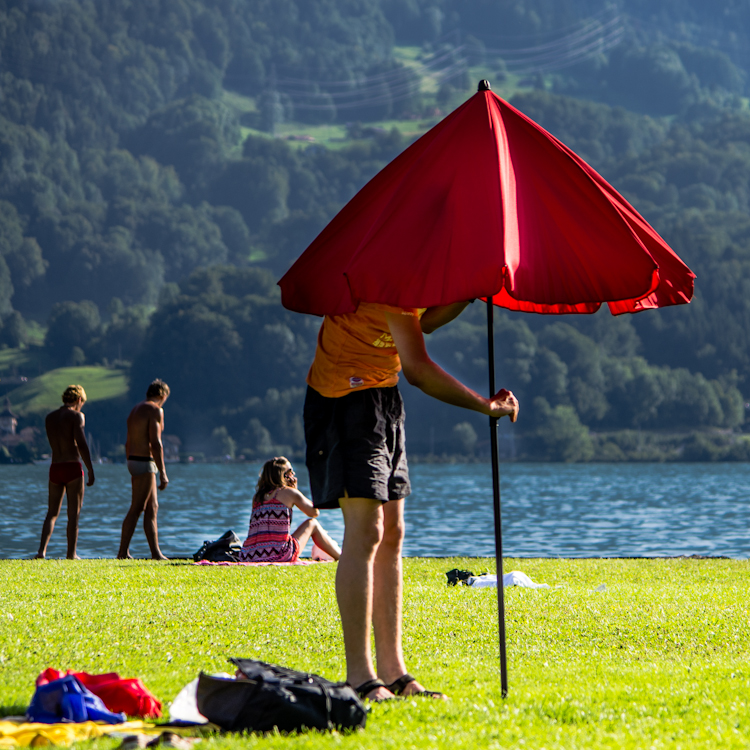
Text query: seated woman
239 456 341 563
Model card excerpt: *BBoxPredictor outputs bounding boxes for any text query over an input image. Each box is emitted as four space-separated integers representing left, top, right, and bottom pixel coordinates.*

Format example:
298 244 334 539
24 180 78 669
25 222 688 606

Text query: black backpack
196 658 366 734
192 530 241 562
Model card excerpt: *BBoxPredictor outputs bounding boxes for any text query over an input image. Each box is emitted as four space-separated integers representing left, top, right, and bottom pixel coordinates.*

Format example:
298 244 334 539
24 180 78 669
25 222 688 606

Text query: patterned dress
238 489 300 562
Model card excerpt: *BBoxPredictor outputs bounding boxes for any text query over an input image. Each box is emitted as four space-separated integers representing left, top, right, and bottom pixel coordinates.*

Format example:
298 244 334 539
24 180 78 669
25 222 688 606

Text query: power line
506 28 625 76
281 61 465 109
274 47 463 88
476 6 619 44
273 12 625 111
495 26 625 73
0 8 625 115
484 15 622 58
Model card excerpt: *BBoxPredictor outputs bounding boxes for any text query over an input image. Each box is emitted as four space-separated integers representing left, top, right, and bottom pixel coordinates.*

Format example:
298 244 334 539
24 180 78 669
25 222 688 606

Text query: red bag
37 668 162 719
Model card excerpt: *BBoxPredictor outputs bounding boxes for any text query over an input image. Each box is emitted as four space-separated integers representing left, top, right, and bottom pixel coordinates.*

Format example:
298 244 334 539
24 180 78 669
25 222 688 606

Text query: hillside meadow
3 367 128 416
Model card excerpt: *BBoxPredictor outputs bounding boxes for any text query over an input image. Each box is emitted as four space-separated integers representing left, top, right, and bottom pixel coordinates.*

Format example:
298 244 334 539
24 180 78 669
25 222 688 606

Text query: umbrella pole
486 297 509 698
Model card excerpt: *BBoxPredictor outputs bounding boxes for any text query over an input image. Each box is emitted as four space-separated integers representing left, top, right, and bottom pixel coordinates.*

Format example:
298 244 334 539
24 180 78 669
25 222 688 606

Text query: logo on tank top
371 332 394 348
349 376 364 388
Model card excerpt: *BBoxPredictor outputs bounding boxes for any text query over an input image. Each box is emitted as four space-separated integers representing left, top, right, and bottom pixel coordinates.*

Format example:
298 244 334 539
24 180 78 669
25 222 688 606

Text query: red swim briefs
49 461 83 485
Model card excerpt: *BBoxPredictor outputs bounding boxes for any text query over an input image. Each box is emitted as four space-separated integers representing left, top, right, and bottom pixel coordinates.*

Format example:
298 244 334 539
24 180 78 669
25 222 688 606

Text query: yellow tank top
306 302 424 398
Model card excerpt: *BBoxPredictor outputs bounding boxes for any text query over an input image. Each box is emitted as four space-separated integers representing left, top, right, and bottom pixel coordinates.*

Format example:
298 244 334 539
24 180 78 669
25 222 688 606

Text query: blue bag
27 675 127 724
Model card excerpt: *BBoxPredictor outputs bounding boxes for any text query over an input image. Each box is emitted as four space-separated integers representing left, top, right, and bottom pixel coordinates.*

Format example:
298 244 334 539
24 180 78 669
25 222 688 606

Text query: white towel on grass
467 571 549 589
169 672 233 723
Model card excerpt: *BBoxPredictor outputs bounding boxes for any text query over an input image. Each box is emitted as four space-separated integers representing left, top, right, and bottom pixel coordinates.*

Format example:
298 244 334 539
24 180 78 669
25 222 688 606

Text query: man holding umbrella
284 81 693 698
304 298 518 701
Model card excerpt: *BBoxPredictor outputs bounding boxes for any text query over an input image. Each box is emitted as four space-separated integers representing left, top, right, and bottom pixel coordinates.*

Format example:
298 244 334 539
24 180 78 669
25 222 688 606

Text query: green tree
0 311 28 348
0 256 12 315
243 418 275 459
93 304 152 364
125 96 240 192
259 90 285 134
210 426 236 459
45 300 101 366
530 397 594 462
453 421 478 454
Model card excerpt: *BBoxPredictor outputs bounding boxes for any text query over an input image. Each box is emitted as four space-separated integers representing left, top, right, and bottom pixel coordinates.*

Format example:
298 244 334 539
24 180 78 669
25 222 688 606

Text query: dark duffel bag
192 530 241 562
196 658 366 734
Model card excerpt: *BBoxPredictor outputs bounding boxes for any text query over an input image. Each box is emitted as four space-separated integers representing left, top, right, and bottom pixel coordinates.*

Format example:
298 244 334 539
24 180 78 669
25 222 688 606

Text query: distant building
0 398 17 435
1 426 39 448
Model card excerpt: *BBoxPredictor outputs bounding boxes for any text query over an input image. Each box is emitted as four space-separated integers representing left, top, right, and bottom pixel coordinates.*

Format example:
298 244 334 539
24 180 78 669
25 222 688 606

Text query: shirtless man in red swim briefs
117 379 170 560
35 385 95 560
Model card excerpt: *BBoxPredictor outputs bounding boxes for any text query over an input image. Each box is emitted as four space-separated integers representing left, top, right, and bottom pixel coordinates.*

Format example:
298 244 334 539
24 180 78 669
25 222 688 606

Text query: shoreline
0 554 742 562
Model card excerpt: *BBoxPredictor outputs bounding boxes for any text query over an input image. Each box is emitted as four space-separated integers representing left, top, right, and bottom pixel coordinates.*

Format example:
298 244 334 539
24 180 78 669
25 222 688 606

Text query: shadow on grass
110 559 194 566
0 704 27 717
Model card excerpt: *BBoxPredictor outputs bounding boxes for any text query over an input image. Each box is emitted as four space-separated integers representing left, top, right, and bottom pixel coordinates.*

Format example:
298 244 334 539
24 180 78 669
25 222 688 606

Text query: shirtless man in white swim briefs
117 379 170 560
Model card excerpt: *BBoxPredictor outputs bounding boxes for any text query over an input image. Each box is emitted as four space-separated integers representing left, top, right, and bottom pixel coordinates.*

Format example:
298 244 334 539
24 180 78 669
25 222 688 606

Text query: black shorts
304 385 411 509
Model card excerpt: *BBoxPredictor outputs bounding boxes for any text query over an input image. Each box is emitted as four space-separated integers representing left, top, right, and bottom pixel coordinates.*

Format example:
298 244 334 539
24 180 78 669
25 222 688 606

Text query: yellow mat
0 719 152 748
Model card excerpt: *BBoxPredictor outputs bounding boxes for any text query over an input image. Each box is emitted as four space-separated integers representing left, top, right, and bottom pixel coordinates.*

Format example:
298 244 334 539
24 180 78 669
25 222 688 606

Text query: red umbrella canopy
279 85 695 316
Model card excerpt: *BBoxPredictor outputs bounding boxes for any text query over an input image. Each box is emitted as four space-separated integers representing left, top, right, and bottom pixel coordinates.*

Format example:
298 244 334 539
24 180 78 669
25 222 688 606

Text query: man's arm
386 311 519 420
149 408 169 490
420 301 472 334
73 414 96 486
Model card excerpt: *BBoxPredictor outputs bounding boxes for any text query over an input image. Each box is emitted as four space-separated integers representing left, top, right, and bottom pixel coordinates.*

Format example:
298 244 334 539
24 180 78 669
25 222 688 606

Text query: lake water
2 462 750 560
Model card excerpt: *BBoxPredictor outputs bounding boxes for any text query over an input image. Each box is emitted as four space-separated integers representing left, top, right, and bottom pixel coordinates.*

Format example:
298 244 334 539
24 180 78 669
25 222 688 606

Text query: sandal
353 678 394 702
385 673 447 699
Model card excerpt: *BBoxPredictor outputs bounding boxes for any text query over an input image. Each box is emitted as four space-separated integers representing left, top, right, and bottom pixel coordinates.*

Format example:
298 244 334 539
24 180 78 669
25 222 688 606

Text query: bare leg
36 482 66 558
292 519 341 560
292 518 318 553
373 500 437 697
337 497 392 701
143 489 167 560
373 499 406 683
118 474 153 559
311 526 341 560
65 477 85 560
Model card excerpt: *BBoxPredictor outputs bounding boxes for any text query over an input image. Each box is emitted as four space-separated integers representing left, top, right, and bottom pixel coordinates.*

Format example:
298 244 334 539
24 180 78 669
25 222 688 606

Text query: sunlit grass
1 558 748 748
0 345 45 379
230 48 542 154
4 366 129 415
393 45 440 95
392 45 422 62
240 120 431 151
273 122 348 145
221 90 258 114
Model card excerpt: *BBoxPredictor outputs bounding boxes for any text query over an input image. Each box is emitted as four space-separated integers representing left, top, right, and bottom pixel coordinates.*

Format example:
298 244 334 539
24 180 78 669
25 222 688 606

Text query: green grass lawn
4 366 129 415
1 558 748 748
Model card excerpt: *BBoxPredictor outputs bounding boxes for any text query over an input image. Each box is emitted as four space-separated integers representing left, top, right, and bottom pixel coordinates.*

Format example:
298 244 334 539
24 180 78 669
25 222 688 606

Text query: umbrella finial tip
478 79 491 92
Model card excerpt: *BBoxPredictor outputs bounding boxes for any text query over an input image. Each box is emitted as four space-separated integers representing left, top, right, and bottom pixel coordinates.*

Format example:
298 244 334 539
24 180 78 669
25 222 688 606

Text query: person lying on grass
238 457 341 563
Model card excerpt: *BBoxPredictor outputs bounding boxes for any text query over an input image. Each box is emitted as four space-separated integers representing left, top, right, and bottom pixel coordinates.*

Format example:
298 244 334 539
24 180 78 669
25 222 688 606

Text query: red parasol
279 81 695 695
280 83 693 317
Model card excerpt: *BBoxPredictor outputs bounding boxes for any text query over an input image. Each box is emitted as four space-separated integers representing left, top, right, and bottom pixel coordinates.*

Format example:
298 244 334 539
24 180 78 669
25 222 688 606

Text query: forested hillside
2 0 750 462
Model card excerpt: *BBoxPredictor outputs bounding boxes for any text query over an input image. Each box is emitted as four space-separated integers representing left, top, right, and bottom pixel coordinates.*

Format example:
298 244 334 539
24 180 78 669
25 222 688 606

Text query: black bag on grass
446 568 475 586
196 658 366 734
192 530 241 562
